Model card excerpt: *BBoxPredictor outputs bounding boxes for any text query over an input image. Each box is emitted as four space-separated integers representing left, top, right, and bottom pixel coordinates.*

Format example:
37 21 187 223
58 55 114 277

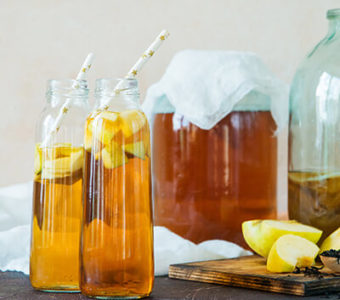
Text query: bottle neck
328 18 340 36
48 94 89 107
46 79 89 107
95 92 140 111
94 78 140 110
327 9 340 37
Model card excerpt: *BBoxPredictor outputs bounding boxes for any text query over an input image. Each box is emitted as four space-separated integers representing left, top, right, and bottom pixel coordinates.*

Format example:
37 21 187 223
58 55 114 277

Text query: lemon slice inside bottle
120 110 146 138
40 147 83 179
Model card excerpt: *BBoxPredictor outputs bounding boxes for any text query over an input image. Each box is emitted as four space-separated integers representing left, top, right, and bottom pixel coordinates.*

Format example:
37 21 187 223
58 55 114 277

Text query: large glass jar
80 78 153 299
289 9 340 240
153 93 278 247
30 79 89 291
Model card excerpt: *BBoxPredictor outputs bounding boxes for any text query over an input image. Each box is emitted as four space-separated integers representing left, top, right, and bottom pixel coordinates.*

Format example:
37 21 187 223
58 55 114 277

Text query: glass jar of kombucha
80 78 153 299
152 92 278 247
289 9 340 241
30 79 89 291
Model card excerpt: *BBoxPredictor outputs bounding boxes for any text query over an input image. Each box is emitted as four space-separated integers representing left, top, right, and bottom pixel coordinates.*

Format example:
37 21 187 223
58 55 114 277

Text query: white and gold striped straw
100 29 170 110
41 53 94 147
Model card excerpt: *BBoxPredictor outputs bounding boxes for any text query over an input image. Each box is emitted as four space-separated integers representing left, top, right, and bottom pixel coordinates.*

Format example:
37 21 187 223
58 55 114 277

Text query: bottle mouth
46 79 89 97
327 9 340 19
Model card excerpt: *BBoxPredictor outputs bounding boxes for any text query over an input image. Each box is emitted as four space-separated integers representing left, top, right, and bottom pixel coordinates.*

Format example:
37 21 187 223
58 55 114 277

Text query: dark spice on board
320 249 340 264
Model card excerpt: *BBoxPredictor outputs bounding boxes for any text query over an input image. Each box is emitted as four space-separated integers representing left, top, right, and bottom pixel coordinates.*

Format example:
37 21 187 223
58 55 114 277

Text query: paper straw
41 53 94 147
100 29 170 110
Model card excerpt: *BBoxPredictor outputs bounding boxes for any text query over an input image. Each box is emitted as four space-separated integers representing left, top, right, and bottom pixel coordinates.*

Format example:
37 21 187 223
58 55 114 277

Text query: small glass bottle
80 78 154 299
289 9 340 240
30 79 89 292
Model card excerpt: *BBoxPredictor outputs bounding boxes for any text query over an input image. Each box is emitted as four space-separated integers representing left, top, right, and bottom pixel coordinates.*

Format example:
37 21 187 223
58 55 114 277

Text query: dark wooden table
1 271 340 299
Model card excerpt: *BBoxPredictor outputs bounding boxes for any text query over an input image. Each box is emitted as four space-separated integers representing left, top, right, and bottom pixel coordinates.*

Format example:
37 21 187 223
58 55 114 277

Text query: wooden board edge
169 265 307 296
303 278 340 296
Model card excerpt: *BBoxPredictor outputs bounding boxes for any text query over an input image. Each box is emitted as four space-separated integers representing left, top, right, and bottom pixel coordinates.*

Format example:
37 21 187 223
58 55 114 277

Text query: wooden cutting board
168 255 340 296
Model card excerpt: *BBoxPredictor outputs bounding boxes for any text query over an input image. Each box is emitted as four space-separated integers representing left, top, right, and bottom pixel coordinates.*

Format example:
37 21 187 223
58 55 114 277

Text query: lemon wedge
101 141 128 169
320 227 340 253
123 141 145 159
267 234 319 273
34 144 42 174
242 220 322 258
120 110 146 138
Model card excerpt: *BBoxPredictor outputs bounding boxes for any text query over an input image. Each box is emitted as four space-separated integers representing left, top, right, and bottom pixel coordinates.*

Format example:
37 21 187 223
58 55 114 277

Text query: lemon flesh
123 141 145 159
242 220 322 258
320 227 340 253
92 111 120 148
41 148 83 180
120 110 146 138
101 141 128 169
267 234 319 273
34 144 42 175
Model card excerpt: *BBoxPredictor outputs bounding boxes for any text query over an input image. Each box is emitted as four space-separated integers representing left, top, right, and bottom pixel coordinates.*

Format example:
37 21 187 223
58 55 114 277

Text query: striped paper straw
100 29 170 110
41 53 94 147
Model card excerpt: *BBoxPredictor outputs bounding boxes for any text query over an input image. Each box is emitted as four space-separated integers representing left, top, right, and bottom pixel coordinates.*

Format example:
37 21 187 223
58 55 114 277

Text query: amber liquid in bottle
153 111 277 247
288 171 340 241
30 145 83 291
81 110 153 299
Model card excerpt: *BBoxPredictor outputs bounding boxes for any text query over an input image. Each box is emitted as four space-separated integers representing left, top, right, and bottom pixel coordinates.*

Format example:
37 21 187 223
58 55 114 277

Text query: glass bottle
152 91 278 247
289 9 340 240
30 79 89 291
80 78 153 299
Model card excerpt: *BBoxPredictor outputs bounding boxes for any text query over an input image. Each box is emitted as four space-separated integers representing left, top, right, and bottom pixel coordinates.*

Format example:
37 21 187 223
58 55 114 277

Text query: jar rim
47 79 89 90
327 9 340 19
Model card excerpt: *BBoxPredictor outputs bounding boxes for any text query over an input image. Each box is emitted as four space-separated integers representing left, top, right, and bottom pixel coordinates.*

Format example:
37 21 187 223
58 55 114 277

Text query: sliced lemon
123 141 145 159
242 220 322 258
84 120 94 150
93 111 121 147
34 144 43 175
70 149 83 171
267 234 319 273
320 227 340 253
120 110 146 138
41 147 83 179
101 141 128 169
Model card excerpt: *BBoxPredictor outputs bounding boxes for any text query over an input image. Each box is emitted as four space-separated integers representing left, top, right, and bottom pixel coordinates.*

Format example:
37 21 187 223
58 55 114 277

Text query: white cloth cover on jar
142 50 288 131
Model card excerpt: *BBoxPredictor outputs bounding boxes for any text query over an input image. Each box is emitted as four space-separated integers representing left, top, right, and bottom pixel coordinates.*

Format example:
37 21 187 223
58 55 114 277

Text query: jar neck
95 93 140 111
48 95 89 107
95 78 140 109
46 79 89 107
328 18 340 35
327 9 340 36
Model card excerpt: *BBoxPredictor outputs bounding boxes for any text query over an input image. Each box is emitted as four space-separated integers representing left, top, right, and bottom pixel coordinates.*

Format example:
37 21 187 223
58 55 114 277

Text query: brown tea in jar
153 110 277 247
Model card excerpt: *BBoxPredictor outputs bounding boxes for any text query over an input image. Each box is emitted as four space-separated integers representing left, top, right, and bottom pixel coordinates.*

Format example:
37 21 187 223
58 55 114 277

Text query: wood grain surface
169 255 340 296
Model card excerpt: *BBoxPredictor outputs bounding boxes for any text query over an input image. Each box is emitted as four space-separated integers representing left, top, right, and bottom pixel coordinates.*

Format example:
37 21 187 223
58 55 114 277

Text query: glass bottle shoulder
290 32 340 114
292 30 340 85
36 101 90 144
